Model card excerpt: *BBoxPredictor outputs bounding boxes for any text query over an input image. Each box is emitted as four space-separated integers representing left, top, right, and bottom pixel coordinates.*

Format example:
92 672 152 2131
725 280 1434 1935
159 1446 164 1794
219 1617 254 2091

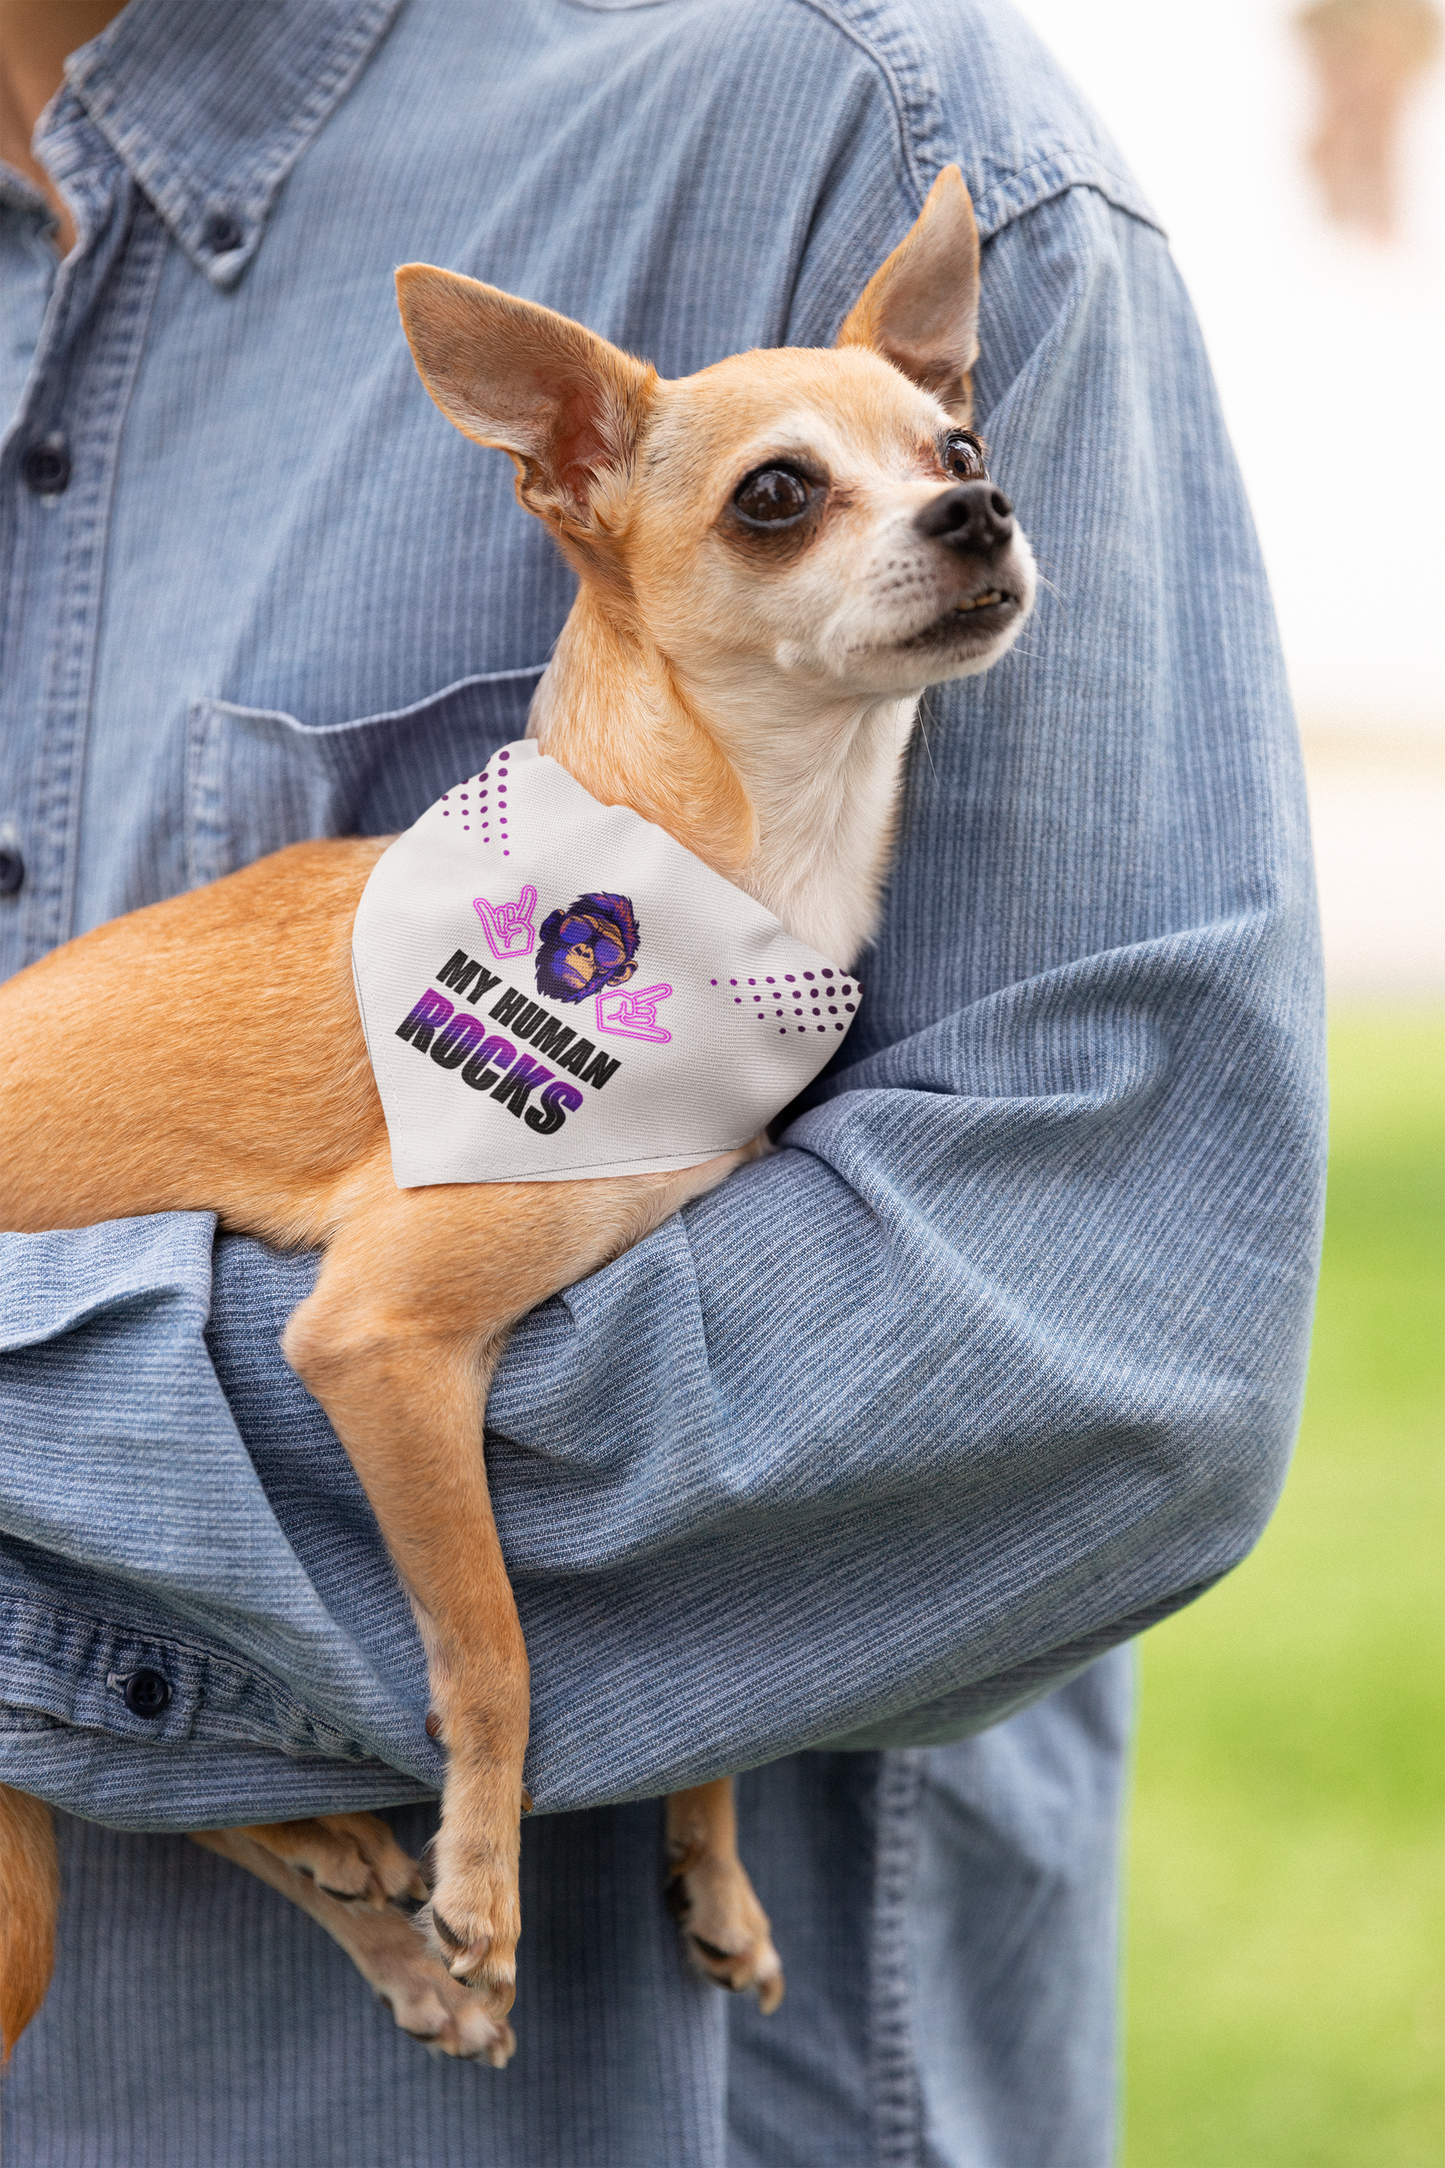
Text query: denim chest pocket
185 666 546 886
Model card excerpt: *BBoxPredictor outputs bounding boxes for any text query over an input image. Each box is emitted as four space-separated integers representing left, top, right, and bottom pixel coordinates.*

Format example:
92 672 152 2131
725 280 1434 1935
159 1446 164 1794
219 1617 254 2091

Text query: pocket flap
186 667 546 885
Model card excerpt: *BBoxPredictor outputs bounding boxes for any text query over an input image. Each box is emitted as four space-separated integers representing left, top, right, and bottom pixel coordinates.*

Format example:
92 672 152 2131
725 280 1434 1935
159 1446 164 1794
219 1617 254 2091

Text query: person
0 0 1325 2161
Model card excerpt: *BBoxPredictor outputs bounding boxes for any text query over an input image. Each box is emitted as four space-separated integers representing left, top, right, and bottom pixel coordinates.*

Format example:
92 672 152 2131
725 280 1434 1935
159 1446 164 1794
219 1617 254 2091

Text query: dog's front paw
422 1843 522 2015
666 1848 785 2013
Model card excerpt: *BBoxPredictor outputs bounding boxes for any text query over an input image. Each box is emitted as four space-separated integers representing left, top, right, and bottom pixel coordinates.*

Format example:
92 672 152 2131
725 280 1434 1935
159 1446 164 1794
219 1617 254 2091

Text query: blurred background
1008 3 1445 2161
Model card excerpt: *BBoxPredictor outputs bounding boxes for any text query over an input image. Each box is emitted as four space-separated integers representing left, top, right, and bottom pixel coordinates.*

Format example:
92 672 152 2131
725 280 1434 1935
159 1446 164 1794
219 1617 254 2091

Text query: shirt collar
49 0 407 289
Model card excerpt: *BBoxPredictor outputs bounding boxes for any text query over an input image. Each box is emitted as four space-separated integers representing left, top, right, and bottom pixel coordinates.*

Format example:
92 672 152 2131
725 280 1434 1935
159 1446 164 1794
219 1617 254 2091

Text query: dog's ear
396 267 656 532
835 165 980 422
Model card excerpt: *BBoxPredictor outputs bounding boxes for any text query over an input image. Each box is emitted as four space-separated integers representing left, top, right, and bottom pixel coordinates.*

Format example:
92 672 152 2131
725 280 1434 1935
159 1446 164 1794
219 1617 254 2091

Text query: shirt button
0 848 22 896
23 441 70 495
202 211 244 254
122 1668 172 1718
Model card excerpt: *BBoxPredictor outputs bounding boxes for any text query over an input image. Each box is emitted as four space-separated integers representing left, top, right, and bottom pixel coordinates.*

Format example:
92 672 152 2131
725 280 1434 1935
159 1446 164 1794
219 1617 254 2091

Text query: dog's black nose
915 481 1014 556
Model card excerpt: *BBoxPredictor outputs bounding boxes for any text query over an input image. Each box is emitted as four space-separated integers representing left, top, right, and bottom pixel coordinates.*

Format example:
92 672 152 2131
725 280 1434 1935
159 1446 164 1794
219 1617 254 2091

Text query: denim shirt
0 0 1325 1833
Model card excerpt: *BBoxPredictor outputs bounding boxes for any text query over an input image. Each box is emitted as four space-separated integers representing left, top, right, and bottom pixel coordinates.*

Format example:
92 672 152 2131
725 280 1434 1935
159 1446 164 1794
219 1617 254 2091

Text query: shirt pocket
184 666 546 887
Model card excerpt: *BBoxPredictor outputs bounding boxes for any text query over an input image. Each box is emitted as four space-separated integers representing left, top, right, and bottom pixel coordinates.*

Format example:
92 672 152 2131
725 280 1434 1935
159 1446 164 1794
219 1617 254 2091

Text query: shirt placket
0 101 169 977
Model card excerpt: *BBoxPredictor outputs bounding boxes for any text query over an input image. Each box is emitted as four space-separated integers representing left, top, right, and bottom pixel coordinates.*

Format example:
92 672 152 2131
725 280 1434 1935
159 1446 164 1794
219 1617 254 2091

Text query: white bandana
351 741 860 1186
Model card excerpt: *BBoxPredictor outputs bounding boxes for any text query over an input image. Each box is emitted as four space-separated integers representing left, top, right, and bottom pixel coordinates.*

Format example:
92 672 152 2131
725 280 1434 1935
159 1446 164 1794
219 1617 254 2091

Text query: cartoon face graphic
534 891 641 1005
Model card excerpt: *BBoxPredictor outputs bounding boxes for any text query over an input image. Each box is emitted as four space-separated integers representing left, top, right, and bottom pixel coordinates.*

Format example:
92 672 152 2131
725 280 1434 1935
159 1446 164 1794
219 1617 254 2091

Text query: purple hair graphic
534 891 641 1005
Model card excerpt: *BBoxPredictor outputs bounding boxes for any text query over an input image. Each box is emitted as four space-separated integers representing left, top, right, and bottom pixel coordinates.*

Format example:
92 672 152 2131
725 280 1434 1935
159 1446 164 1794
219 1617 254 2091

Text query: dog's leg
192 1826 513 2064
281 1144 749 2016
213 1811 428 1909
666 1779 784 2011
0 1785 58 2062
283 1233 527 2014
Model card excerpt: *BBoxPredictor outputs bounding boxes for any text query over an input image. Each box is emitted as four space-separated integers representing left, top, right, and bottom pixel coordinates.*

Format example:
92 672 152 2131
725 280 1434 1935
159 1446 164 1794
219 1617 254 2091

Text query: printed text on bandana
396 948 624 1140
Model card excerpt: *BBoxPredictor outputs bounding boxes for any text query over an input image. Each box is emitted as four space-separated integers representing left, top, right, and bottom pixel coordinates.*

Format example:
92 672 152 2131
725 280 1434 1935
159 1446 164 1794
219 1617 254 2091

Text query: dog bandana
352 740 860 1185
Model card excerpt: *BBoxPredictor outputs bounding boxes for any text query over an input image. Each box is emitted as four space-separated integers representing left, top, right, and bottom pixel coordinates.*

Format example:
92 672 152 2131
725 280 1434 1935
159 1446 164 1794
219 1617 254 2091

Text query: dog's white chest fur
715 690 923 966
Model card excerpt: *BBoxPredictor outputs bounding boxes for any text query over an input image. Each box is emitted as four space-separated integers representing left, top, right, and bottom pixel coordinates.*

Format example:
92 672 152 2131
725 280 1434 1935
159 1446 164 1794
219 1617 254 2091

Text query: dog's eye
942 432 985 481
733 466 812 526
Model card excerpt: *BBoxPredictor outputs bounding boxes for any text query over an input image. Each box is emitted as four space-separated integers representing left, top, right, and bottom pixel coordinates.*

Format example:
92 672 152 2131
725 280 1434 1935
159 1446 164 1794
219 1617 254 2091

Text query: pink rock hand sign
472 884 538 961
595 983 673 1044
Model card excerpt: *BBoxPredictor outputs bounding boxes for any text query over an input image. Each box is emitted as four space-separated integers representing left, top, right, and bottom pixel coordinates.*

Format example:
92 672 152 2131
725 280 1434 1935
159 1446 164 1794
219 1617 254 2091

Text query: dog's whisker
916 693 940 781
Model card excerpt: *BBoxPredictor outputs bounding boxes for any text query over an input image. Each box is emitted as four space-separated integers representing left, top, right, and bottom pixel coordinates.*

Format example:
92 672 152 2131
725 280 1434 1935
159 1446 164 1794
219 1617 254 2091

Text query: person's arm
478 188 1325 1798
0 174 1324 1827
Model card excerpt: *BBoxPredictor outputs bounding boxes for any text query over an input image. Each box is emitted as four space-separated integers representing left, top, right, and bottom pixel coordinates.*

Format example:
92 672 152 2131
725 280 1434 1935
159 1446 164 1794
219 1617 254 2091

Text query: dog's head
396 168 1034 713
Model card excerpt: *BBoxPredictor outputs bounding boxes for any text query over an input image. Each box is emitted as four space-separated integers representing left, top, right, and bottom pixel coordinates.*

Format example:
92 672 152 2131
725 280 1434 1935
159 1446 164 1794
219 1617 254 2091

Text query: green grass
1123 1009 1445 2168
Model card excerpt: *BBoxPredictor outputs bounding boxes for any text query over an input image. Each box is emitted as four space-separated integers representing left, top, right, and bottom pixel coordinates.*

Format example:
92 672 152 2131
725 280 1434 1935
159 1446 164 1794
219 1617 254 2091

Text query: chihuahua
0 165 1034 2066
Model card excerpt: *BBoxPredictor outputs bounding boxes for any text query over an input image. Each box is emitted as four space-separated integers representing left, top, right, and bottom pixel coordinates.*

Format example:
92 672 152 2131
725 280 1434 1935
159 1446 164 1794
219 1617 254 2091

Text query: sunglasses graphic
559 916 627 969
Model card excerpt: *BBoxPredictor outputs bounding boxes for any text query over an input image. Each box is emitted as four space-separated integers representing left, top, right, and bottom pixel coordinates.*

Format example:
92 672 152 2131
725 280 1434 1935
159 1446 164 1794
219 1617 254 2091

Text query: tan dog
0 165 1034 2066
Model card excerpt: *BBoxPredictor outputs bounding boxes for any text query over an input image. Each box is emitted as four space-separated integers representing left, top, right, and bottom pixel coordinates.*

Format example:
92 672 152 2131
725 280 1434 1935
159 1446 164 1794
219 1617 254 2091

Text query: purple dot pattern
442 746 512 854
710 966 859 1034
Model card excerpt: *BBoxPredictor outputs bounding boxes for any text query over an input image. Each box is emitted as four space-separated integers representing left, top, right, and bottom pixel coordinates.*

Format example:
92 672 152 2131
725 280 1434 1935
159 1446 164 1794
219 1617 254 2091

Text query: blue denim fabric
7 1681 1130 2167
0 0 1323 2159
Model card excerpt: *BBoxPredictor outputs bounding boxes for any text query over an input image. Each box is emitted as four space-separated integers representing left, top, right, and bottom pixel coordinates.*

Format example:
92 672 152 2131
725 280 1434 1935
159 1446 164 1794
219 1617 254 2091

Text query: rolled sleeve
0 1217 442 1823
